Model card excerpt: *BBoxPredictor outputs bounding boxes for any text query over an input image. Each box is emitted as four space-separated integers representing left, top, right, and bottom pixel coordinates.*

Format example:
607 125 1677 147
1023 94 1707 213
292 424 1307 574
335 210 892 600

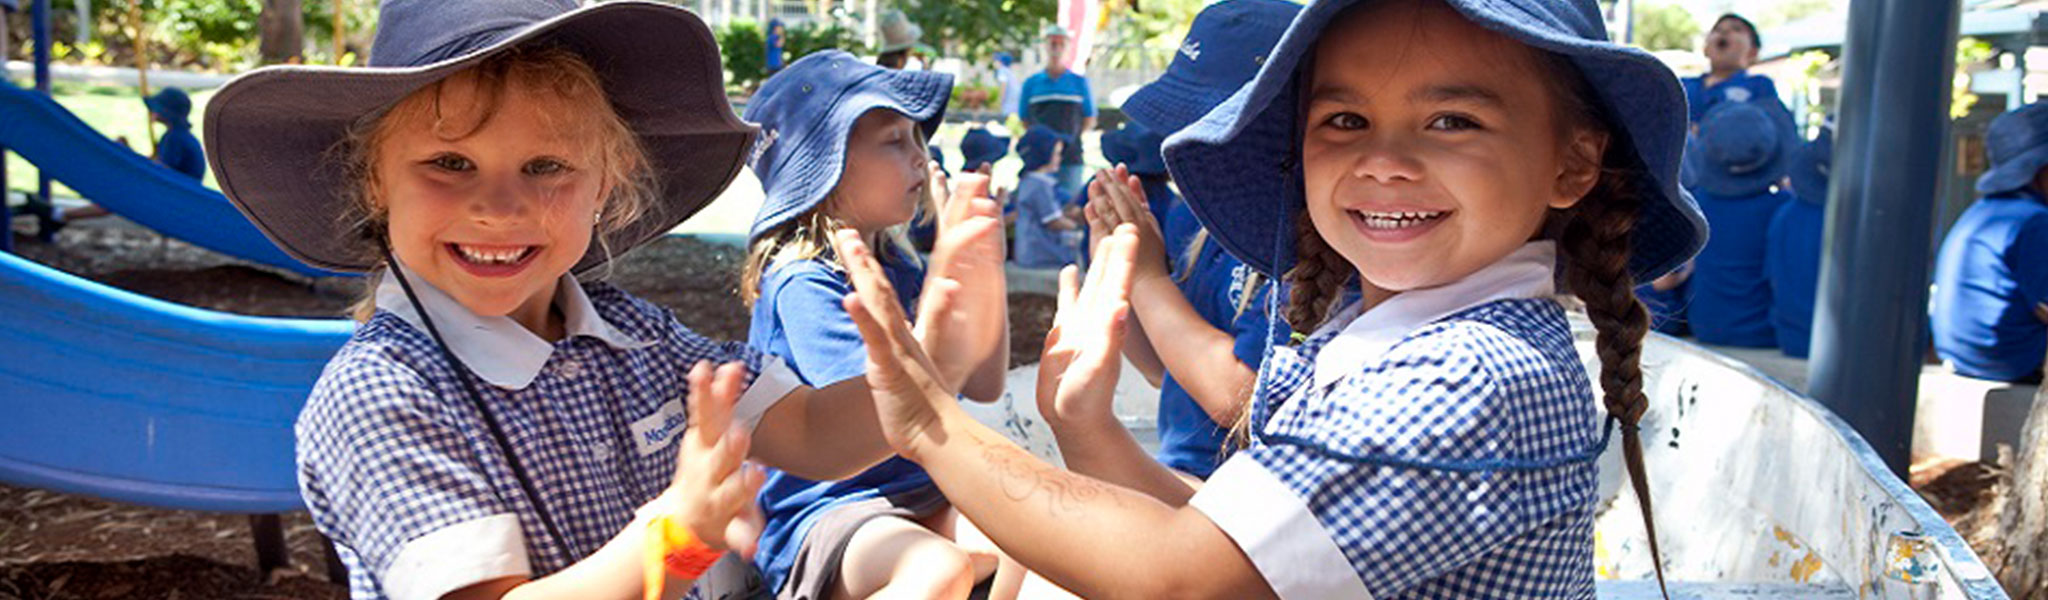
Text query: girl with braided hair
817 0 1707 597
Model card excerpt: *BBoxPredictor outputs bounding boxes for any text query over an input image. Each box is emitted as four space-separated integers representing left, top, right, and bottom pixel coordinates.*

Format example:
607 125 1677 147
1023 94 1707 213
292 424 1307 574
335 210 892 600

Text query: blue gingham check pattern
1241 298 1601 598
297 283 768 599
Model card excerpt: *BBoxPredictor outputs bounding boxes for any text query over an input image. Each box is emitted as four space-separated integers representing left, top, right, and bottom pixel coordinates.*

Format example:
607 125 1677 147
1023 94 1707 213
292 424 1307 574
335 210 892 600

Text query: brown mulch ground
3 219 1058 598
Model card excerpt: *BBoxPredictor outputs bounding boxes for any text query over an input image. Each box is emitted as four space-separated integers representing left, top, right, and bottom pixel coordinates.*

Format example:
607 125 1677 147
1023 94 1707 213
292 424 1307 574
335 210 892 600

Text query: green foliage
901 0 1056 63
716 20 768 94
1749 0 1836 30
1097 0 1205 71
1632 0 1699 52
1954 37 1994 120
717 19 864 95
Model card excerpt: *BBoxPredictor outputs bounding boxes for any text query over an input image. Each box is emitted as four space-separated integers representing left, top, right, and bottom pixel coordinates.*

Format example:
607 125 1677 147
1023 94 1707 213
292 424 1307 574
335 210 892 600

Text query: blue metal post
1808 0 1962 478
30 0 49 212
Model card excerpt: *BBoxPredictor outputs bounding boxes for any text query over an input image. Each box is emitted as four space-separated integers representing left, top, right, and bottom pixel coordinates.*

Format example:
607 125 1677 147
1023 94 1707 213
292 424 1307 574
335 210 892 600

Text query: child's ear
1552 128 1609 210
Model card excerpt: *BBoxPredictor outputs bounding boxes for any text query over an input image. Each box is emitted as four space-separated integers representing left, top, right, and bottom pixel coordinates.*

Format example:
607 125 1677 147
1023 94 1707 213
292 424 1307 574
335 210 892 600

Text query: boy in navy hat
1011 125 1079 268
19 86 207 239
1683 13 1781 126
1767 126 1832 358
1684 99 1797 348
1932 102 2048 383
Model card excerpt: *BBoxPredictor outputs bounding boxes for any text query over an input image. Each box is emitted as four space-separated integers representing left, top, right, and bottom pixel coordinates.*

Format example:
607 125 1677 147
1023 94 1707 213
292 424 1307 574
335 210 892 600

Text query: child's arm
447 363 766 600
1088 168 1255 427
833 228 1274 599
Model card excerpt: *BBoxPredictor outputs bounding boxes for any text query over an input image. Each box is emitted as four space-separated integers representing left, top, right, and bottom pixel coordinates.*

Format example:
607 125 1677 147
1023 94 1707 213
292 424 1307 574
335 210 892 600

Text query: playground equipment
0 82 336 277
0 250 351 566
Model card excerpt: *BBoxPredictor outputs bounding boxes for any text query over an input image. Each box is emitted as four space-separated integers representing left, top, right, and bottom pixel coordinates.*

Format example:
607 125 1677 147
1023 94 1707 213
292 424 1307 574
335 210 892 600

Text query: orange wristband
643 515 724 599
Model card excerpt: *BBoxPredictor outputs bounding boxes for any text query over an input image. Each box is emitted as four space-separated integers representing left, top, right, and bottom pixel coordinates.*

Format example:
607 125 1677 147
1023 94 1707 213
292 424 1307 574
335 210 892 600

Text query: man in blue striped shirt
1018 24 1097 199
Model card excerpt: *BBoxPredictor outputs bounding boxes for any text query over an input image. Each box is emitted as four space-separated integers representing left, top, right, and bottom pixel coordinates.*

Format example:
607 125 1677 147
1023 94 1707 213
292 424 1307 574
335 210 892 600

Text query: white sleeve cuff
1190 455 1374 600
735 355 801 433
384 513 532 600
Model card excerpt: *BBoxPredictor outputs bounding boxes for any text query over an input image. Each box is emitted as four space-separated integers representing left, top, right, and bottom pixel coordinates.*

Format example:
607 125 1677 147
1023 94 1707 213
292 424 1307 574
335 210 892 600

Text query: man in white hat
1016 24 1095 198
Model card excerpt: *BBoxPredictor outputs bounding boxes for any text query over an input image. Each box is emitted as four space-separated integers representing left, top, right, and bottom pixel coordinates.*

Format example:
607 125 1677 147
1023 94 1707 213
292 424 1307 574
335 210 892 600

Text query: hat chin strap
380 245 573 558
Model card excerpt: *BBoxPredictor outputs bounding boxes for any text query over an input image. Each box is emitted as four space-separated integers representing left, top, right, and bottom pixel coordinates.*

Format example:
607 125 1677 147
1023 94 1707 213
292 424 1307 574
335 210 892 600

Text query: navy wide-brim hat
1164 0 1706 282
1683 98 1797 197
744 49 953 239
206 0 754 274
143 87 192 128
1103 124 1168 176
1121 0 1301 136
1791 126 1832 205
1975 101 2048 195
959 126 1010 171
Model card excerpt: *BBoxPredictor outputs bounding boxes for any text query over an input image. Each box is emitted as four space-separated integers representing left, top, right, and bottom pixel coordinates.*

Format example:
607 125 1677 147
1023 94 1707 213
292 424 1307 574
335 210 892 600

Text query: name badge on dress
629 399 688 457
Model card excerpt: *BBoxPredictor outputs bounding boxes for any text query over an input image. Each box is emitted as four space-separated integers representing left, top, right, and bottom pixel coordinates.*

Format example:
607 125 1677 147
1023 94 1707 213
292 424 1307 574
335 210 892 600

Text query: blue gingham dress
1193 297 1603 599
297 283 774 600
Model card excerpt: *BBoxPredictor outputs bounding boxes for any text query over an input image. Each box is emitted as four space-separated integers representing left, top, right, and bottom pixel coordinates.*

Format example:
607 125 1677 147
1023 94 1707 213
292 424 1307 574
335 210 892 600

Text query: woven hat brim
204 1 755 274
745 66 953 239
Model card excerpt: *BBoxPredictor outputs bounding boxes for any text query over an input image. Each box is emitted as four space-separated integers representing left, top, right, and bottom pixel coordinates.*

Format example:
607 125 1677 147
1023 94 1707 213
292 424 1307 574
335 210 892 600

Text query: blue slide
0 251 351 512
0 82 335 277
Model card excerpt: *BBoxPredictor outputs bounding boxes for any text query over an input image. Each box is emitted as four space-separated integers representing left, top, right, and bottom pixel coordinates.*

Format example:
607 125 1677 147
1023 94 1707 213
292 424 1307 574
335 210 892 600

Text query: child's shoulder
1395 298 1577 377
580 280 687 341
759 258 850 300
304 313 457 431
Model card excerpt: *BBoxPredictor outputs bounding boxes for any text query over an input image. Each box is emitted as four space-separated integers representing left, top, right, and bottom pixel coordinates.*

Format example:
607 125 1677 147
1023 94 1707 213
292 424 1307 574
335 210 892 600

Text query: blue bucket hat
143 87 192 129
1683 98 1797 197
1016 125 1071 174
744 49 953 239
1975 101 2048 195
1102 124 1168 176
1121 0 1300 136
206 0 754 273
959 126 1011 172
1790 125 1832 205
1163 0 1705 282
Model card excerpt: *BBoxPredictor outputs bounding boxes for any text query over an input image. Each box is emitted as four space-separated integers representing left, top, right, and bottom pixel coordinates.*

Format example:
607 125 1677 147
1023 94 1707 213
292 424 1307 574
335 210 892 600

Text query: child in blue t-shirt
829 0 1704 596
1682 13 1780 126
738 51 1018 599
1767 127 1833 357
1683 99 1797 348
1933 102 2048 383
1011 125 1081 269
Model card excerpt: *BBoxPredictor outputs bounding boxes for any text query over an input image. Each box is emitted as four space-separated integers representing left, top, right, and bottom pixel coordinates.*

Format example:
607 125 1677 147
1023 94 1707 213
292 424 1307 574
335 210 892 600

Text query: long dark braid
1562 162 1668 595
1283 211 1353 337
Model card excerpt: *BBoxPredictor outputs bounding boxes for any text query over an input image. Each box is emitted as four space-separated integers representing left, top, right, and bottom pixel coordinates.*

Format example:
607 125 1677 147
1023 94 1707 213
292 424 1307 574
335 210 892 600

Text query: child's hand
917 167 1008 395
1086 166 1170 285
835 229 962 461
663 361 769 560
1036 225 1139 427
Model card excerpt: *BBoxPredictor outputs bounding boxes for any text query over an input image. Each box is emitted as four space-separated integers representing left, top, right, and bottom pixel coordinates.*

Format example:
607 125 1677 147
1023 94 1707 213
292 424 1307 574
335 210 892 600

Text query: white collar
376 260 654 390
1312 241 1558 390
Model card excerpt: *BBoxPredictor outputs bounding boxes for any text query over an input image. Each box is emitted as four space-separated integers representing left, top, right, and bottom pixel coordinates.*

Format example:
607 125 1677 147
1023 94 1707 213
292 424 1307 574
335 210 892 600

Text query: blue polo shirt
1018 70 1095 164
1932 191 2048 382
1766 199 1827 358
1155 236 1275 478
747 252 932 594
1683 71 1781 125
1688 187 1790 347
157 125 207 182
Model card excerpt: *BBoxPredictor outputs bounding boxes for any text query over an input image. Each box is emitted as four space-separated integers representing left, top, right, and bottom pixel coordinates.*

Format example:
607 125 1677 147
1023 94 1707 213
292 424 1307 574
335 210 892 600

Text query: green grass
4 78 223 199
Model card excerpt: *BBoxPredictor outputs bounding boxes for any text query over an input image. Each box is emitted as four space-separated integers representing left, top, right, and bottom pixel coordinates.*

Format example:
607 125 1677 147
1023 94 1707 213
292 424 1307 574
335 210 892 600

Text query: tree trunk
1997 358 2048 598
258 0 303 64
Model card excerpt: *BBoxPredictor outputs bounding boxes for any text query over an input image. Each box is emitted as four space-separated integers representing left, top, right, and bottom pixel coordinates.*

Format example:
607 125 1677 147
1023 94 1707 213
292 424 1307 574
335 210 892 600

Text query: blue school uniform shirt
298 263 799 600
1189 242 1600 599
157 124 207 182
1683 71 1781 125
1932 191 2048 381
1688 187 1790 347
1013 171 1077 268
1154 237 1276 478
1162 200 1203 274
1766 199 1827 358
747 252 932 594
1018 70 1095 165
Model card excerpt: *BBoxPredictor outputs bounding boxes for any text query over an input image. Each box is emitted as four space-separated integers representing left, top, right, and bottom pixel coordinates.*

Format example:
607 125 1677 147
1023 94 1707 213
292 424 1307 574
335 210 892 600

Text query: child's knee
891 540 979 594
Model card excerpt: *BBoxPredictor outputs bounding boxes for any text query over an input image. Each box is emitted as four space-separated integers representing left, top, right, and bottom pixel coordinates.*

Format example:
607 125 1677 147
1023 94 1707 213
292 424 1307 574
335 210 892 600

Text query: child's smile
1300 0 1604 294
